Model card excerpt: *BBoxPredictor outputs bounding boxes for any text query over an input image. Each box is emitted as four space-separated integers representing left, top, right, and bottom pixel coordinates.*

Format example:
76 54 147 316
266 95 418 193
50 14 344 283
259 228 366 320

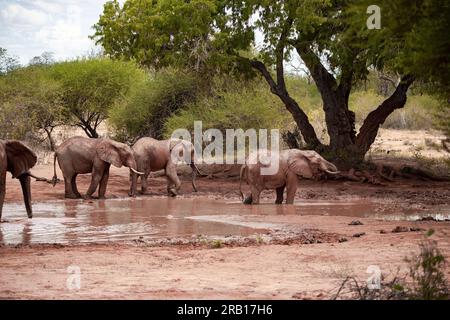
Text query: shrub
164 76 292 137
109 67 197 142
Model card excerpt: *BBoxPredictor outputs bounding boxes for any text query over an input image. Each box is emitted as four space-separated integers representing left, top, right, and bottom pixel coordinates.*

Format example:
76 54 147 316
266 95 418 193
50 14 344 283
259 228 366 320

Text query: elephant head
97 139 140 170
1 140 37 219
287 150 339 179
96 139 143 196
169 138 202 192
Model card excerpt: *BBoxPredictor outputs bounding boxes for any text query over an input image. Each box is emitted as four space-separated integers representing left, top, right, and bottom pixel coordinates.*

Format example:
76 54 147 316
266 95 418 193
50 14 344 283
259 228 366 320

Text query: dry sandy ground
0 162 449 299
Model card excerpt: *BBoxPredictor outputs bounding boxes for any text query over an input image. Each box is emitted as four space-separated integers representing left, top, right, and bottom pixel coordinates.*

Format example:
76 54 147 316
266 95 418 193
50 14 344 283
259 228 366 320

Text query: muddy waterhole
1 197 449 245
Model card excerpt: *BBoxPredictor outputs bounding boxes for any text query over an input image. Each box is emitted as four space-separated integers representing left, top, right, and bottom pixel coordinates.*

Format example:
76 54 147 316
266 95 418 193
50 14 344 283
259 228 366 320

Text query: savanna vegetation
1 0 449 168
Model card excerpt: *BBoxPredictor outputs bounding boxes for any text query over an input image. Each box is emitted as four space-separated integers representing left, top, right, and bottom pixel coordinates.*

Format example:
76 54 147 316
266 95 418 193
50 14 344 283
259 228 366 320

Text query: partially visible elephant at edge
239 149 339 204
130 137 201 197
53 136 143 199
0 140 37 219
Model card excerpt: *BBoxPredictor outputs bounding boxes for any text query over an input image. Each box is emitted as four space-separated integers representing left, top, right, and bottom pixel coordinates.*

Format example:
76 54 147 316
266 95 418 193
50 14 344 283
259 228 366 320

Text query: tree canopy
92 0 450 164
50 58 147 138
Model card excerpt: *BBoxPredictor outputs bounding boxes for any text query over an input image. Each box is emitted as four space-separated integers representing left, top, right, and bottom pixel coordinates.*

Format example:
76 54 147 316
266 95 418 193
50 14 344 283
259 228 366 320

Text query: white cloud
0 3 49 26
0 0 106 64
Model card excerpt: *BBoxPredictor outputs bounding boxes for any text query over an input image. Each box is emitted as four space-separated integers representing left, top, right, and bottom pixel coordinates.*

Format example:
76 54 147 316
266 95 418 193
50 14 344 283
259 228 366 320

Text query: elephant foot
98 195 106 200
243 196 253 205
65 193 82 199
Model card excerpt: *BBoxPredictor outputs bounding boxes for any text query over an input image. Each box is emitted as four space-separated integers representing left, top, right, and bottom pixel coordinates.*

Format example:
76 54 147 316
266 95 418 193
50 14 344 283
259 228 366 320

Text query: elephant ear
97 140 122 168
169 139 190 163
287 150 314 179
5 141 37 178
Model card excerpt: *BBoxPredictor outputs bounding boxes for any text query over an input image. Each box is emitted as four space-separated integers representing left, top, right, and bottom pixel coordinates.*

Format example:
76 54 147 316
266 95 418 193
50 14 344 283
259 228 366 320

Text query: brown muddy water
1 198 449 245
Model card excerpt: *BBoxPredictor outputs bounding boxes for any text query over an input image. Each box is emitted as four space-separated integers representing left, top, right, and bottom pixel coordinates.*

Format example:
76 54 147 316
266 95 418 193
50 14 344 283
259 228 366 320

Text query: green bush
163 76 292 137
350 90 441 130
51 58 146 138
109 67 197 142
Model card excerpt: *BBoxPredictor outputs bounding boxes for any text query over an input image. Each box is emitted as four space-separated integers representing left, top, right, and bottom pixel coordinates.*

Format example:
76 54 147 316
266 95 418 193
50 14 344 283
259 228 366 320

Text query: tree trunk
356 75 415 156
43 127 56 151
322 94 356 151
250 60 322 149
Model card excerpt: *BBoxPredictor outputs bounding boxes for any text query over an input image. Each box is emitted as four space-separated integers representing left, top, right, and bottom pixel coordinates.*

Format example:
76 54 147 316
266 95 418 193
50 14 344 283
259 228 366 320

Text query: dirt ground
0 161 449 299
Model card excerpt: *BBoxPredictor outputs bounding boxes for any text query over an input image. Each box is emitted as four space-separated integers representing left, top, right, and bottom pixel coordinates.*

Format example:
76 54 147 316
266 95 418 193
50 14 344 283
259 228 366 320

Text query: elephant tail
239 165 247 201
52 153 58 187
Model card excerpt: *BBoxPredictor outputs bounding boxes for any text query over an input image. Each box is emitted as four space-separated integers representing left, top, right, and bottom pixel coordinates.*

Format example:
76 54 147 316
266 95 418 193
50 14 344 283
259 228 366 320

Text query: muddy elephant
239 149 339 204
53 136 143 199
0 140 37 219
130 137 201 197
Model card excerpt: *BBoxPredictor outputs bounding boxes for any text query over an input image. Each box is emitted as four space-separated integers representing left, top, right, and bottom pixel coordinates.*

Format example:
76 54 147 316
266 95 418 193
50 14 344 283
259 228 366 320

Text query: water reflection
0 198 449 245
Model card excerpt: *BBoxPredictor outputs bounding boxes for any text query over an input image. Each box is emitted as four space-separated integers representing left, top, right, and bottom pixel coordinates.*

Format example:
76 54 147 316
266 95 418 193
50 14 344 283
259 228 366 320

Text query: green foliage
164 76 291 137
51 58 146 138
109 67 197 142
0 65 62 146
405 240 449 300
334 239 449 300
350 91 441 130
92 0 218 71
93 0 450 158
0 47 20 75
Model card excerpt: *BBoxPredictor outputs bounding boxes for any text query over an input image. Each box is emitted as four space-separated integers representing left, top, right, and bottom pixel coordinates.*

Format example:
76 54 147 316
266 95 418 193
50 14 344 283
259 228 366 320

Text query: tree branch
356 74 415 154
291 40 337 95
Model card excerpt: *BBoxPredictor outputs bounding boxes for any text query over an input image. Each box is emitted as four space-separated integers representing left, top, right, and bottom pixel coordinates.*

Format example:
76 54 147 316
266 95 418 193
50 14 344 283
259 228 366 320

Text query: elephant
130 137 201 197
53 136 143 199
239 149 339 204
0 140 37 219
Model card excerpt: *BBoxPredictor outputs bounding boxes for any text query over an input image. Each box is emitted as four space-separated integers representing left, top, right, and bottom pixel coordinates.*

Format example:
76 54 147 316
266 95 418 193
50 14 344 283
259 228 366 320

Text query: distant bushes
163 77 291 137
350 91 440 131
1 61 445 149
109 68 197 142
0 58 144 148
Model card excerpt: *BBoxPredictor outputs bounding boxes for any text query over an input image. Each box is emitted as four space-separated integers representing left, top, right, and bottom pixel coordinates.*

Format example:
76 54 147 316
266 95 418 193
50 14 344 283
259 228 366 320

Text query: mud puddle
1 197 449 245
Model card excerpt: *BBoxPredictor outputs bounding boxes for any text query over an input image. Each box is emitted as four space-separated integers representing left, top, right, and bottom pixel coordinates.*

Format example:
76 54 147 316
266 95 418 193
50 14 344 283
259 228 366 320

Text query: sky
0 0 303 72
0 0 124 64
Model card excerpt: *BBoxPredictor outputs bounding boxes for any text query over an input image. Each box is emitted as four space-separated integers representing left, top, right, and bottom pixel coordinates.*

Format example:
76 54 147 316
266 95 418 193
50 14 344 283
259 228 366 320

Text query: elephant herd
0 136 339 220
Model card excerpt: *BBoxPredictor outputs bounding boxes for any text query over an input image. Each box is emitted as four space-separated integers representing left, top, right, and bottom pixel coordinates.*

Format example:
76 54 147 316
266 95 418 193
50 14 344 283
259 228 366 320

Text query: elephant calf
0 140 37 219
130 137 201 196
239 149 339 204
53 136 143 199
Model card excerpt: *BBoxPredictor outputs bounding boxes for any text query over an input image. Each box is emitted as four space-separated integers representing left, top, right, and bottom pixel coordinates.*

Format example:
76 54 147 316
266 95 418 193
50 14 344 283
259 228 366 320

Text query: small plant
210 239 223 249
405 240 449 300
256 235 264 245
333 235 449 300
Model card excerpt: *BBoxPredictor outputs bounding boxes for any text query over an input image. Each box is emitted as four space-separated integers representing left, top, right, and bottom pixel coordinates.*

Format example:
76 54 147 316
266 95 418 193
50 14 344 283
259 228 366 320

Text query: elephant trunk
126 158 142 197
320 160 340 175
239 165 247 202
19 173 32 218
190 163 198 192
129 170 138 197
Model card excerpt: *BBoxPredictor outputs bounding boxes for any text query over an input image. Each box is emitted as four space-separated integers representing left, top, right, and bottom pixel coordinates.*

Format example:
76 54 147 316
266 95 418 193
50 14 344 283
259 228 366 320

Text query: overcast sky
0 0 124 64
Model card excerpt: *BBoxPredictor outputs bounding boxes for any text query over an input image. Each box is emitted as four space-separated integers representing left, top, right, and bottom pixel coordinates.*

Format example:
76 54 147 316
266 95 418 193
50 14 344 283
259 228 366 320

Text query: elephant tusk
130 168 145 175
325 169 340 175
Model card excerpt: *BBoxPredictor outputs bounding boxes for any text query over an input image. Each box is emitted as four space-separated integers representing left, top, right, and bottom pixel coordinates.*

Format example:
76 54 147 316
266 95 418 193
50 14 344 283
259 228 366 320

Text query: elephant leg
98 165 110 199
166 166 181 197
275 185 285 204
141 173 149 194
85 167 104 199
285 177 298 205
243 194 253 205
250 186 261 204
71 174 81 198
64 175 79 199
0 170 6 220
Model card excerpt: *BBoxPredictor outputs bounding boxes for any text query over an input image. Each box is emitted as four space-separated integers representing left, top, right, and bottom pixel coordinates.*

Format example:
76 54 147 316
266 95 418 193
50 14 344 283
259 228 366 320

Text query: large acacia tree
93 0 449 163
